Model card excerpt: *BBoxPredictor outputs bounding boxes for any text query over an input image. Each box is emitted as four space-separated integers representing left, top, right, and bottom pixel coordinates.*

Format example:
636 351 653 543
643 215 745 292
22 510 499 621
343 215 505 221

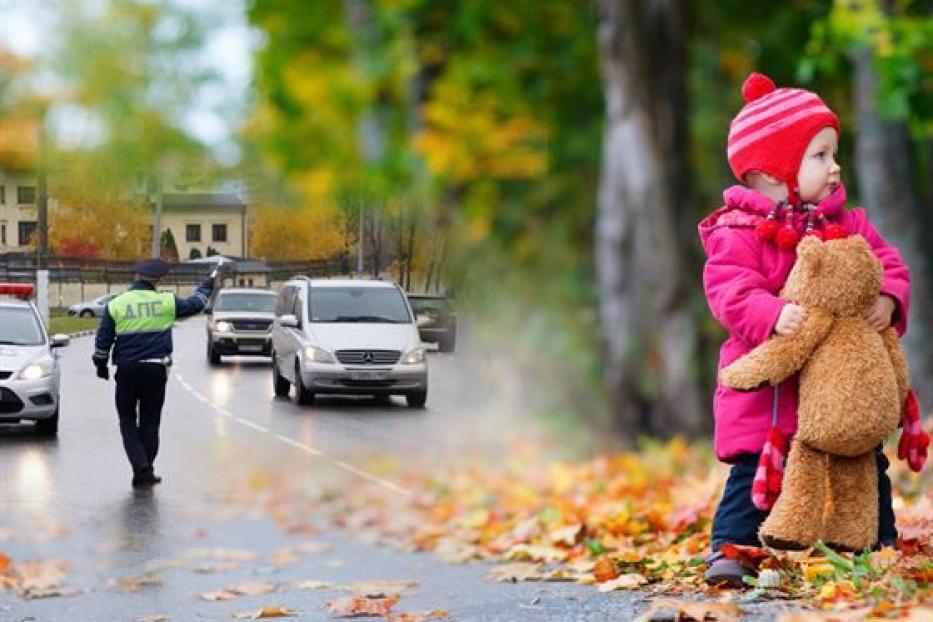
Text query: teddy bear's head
780 235 882 316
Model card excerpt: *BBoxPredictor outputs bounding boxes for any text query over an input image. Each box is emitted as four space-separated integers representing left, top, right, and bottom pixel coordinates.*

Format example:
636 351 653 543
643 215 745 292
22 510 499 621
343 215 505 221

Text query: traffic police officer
93 259 217 487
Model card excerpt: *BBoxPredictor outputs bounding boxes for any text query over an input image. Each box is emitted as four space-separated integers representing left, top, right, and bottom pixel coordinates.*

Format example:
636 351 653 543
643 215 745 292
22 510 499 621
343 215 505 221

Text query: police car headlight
214 321 233 333
304 346 336 364
19 358 54 380
400 348 425 364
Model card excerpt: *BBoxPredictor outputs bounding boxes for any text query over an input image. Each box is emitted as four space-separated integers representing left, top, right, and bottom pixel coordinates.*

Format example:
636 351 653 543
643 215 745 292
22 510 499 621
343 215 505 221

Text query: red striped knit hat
728 72 840 198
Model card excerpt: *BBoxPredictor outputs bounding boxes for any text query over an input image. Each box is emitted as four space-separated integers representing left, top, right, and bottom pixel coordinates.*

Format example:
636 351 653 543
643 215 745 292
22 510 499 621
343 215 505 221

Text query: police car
0 284 70 436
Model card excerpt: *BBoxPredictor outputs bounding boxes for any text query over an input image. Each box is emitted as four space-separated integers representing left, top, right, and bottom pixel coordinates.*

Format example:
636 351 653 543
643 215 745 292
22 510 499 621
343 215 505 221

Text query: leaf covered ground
256 438 933 620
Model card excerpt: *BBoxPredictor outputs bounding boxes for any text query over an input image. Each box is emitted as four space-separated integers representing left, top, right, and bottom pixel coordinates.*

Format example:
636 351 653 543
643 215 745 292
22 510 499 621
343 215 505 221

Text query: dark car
206 288 278 365
407 293 456 353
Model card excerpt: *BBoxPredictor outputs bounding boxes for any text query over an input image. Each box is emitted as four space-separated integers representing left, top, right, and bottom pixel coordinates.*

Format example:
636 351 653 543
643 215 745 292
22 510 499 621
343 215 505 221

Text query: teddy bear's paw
760 513 818 551
760 532 810 551
719 367 770 392
822 540 867 554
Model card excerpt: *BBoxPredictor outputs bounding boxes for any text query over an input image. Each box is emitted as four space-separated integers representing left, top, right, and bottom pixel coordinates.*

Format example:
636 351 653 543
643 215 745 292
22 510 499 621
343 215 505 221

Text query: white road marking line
275 434 322 455
235 418 268 433
334 460 411 496
173 367 410 496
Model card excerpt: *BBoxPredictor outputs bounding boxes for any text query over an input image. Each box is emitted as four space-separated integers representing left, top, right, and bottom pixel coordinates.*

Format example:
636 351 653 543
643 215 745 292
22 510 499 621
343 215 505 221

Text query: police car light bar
0 283 35 299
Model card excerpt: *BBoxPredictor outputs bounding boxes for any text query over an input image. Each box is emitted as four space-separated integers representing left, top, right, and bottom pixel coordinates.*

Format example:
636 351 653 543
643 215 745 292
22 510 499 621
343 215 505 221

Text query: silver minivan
270 278 428 408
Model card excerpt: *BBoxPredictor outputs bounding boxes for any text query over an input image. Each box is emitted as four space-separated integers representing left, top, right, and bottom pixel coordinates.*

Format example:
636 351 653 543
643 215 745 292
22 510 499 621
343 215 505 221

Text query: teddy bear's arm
881 327 909 405
719 307 834 391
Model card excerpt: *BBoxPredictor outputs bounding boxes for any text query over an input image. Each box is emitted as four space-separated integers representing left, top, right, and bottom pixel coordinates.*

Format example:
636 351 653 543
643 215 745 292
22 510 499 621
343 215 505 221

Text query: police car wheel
273 358 290 397
295 362 315 405
35 409 59 437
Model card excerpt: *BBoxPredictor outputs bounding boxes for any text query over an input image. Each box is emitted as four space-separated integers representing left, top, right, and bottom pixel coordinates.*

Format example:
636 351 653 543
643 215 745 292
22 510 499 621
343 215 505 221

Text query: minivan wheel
36 409 59 437
406 389 427 408
207 343 221 366
272 356 290 397
294 362 315 405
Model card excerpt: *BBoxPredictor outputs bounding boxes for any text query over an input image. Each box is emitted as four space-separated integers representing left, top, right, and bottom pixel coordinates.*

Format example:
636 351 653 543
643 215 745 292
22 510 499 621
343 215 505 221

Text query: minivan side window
276 286 296 316
292 294 303 326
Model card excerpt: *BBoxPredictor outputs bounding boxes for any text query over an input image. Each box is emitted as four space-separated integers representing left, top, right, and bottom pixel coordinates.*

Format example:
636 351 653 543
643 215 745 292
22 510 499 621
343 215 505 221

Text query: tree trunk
852 46 933 406
367 208 383 278
595 0 703 445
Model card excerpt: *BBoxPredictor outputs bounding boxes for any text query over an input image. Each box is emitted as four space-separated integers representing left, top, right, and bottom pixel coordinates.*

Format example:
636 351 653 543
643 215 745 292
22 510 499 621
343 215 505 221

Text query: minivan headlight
304 346 336 364
400 348 425 365
214 321 232 333
19 357 54 380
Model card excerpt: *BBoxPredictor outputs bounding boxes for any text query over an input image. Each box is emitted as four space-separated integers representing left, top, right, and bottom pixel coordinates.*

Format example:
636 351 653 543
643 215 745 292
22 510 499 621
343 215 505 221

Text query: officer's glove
92 356 109 381
202 263 226 294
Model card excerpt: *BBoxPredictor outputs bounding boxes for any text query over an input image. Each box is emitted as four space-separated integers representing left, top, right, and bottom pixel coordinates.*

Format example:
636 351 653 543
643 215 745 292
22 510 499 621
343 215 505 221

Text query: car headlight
214 321 232 333
400 348 425 364
304 346 336 364
19 357 54 380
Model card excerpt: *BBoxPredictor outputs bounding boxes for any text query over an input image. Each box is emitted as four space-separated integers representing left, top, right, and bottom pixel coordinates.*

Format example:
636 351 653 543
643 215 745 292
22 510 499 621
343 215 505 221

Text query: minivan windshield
215 293 277 313
0 307 45 346
310 288 411 324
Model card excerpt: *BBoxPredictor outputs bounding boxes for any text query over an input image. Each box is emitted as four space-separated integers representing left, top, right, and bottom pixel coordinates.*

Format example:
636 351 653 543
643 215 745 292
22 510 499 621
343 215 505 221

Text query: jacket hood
698 183 848 253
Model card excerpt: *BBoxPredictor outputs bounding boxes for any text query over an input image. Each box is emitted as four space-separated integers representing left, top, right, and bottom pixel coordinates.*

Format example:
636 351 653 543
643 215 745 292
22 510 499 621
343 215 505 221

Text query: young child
698 72 915 587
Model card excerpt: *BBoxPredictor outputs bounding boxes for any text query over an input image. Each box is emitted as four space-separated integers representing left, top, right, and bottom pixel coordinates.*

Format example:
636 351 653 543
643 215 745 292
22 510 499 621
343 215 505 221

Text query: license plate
239 345 264 352
349 370 387 381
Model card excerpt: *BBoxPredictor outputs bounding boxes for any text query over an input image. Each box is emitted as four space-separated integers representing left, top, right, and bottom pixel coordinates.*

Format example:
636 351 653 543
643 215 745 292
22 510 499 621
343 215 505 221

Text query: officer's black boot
132 466 162 487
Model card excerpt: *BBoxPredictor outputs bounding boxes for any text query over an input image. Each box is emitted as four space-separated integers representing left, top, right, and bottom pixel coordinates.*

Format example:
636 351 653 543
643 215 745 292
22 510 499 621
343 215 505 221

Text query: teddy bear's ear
796 235 823 276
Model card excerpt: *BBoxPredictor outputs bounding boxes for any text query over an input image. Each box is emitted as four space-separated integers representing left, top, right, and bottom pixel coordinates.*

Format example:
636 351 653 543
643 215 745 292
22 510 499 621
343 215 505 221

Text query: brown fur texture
719 235 908 551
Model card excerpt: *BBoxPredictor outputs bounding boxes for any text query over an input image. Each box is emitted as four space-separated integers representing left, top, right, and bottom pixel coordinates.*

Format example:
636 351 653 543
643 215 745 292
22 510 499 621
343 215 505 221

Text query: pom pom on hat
742 72 776 103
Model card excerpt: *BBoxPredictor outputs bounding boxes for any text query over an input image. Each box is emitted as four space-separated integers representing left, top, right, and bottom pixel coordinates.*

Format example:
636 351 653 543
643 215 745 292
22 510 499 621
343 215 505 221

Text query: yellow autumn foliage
250 204 344 260
48 163 150 259
414 80 548 183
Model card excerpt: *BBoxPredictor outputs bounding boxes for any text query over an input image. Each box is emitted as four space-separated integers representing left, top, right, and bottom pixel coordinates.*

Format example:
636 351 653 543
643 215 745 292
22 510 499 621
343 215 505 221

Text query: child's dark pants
710 447 897 557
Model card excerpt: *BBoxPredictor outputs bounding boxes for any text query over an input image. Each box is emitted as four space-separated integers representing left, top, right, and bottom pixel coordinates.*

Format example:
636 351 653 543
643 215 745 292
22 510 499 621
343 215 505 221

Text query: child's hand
775 304 807 336
865 295 895 332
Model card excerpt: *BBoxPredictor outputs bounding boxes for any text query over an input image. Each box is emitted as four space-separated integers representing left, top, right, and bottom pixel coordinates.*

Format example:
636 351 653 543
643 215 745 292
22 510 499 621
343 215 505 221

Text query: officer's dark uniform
93 259 214 487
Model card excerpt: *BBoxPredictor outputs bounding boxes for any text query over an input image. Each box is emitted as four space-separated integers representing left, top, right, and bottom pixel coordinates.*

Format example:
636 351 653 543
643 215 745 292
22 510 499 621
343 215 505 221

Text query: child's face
797 127 841 203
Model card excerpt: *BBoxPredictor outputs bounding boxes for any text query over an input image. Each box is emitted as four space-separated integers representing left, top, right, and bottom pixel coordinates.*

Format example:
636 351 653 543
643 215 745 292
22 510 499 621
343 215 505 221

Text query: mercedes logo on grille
363 351 374 363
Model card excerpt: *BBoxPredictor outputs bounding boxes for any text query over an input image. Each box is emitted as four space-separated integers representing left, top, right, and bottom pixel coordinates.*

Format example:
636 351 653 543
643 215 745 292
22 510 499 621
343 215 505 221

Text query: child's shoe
704 558 756 588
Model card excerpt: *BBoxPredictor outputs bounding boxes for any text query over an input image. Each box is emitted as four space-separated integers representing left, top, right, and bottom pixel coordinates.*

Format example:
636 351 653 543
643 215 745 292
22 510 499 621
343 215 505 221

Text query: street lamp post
150 175 162 259
36 110 50 325
357 202 363 276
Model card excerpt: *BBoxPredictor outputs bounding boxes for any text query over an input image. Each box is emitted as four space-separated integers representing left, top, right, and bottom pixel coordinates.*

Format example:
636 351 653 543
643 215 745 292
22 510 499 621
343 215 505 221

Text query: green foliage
47 0 215 182
801 0 931 131
246 0 605 417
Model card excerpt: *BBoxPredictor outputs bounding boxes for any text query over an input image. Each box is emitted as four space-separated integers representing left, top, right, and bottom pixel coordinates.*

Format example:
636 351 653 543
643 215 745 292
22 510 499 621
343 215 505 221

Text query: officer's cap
133 259 171 279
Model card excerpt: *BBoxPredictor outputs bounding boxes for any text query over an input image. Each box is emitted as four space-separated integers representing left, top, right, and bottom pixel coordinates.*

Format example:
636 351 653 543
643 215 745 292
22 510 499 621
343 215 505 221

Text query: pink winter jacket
698 184 911 462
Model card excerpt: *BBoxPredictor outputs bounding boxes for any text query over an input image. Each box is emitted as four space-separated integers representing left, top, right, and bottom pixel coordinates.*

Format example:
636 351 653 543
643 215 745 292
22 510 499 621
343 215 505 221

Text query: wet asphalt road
0 315 659 621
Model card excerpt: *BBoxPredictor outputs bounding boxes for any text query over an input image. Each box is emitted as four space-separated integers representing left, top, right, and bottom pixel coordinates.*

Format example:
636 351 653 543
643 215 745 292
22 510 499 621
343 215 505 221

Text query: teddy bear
719 235 910 552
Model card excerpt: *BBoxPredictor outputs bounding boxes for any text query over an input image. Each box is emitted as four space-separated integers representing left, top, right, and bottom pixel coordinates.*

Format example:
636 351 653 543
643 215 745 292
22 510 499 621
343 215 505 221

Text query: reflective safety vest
108 290 176 335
